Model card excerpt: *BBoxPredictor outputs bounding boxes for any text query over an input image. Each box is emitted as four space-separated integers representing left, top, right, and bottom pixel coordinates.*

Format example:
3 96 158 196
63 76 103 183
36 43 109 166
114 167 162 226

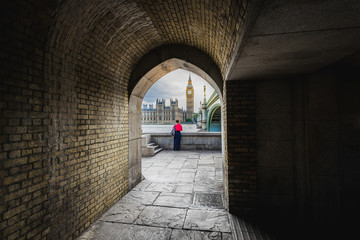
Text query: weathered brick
21 133 32 140
4 173 28 185
225 80 256 215
21 149 33 156
9 134 22 142
1 0 248 239
8 231 20 240
4 142 27 151
4 205 27 220
9 167 21 175
9 150 21 158
9 119 20 126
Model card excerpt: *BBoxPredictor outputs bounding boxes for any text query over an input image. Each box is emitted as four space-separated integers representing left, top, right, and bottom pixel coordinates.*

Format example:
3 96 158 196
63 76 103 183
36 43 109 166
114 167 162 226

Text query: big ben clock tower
186 74 194 120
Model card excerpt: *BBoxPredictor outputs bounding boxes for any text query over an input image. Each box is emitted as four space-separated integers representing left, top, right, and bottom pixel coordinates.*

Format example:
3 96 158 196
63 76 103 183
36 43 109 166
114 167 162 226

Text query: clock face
187 90 192 94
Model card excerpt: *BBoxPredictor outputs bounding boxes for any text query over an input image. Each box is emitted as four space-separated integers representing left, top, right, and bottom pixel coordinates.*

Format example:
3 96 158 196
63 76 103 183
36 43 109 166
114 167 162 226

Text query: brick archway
128 48 224 190
1 1 248 238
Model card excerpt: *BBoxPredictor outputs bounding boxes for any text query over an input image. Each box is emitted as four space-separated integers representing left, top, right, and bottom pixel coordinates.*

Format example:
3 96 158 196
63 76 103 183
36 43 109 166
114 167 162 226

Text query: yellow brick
4 173 27 185
4 205 27 219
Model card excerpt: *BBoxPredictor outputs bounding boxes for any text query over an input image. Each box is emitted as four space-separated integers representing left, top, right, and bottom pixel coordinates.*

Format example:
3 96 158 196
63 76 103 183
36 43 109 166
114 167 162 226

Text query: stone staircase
147 142 164 155
141 134 163 157
229 214 271 240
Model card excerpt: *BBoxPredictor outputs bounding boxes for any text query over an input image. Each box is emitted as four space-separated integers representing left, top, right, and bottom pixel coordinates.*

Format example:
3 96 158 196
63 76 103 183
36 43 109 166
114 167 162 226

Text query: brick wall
1 1 131 239
224 80 257 216
1 0 247 239
1 1 55 239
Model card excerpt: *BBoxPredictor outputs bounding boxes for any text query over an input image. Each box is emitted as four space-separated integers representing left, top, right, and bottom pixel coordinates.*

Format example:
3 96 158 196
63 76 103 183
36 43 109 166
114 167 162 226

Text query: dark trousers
173 131 181 150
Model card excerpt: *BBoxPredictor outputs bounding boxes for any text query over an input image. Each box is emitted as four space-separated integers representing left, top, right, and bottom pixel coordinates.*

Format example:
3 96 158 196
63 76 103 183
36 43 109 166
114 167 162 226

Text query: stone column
197 108 202 129
201 102 207 130
225 80 256 216
201 86 207 130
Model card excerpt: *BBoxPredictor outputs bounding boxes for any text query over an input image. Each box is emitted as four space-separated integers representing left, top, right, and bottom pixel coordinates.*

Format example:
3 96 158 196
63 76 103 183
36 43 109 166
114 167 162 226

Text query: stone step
154 147 163 154
147 143 159 149
145 142 163 155
229 214 270 240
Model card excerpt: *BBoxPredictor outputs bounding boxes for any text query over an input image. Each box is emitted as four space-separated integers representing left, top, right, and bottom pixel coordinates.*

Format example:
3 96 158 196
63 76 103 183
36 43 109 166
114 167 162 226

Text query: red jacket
174 123 182 131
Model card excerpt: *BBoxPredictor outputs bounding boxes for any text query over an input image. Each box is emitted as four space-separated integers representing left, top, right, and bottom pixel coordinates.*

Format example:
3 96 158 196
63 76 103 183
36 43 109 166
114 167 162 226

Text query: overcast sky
142 69 216 111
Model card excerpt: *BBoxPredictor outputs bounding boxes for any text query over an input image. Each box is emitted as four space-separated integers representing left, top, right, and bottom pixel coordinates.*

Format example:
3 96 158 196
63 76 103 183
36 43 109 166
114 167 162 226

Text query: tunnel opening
138 67 224 205
128 57 224 191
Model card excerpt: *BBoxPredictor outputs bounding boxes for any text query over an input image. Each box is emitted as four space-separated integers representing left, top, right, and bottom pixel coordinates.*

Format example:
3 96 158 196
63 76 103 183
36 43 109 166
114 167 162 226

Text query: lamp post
201 85 207 130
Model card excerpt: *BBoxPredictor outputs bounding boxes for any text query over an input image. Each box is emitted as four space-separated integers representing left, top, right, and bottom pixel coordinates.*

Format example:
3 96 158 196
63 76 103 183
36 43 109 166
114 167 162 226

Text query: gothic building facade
141 75 195 124
141 99 186 124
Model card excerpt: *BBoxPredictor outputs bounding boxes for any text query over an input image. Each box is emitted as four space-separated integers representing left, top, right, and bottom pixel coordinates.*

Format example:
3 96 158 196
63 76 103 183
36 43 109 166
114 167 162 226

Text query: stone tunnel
1 0 360 239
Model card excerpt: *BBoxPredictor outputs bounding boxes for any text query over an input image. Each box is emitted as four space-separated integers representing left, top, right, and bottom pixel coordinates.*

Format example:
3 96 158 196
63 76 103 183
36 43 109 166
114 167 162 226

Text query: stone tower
186 73 194 120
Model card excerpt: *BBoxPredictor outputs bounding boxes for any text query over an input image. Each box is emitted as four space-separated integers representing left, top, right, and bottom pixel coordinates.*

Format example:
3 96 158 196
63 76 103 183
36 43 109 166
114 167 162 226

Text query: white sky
142 69 216 111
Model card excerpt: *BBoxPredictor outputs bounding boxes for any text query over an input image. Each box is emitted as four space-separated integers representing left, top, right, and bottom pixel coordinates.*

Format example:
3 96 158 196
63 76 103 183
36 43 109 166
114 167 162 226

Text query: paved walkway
78 150 233 240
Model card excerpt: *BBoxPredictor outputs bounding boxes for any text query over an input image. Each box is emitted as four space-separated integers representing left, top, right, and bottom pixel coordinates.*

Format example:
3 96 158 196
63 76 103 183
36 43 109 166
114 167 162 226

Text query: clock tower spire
186 73 194 120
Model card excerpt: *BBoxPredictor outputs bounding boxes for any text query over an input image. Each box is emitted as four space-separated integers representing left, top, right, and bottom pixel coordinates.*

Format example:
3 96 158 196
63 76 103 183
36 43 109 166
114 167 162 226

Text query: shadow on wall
254 55 360 240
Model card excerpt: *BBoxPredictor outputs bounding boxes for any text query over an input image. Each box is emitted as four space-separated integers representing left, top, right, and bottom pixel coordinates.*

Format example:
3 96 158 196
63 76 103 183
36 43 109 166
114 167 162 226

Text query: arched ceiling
49 0 248 84
128 44 223 95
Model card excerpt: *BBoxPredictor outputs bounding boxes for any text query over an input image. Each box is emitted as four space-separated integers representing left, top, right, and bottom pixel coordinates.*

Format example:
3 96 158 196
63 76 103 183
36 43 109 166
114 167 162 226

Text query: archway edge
207 104 221 131
127 45 224 190
129 44 223 97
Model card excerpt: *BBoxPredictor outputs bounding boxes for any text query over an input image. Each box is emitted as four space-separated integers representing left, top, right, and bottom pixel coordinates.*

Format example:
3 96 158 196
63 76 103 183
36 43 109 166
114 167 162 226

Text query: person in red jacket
173 120 183 151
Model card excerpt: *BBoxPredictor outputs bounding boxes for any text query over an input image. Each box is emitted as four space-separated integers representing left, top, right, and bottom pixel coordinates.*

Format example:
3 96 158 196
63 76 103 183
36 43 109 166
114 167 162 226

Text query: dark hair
176 120 179 123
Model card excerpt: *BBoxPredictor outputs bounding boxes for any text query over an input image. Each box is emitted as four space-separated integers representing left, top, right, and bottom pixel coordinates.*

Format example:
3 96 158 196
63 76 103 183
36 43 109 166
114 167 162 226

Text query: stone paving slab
142 167 161 172
100 202 145 224
118 191 159 205
174 152 190 157
195 170 216 185
184 209 231 233
153 192 193 208
77 150 236 240
142 162 154 168
183 161 198 169
168 163 184 168
193 184 223 193
78 222 172 240
180 168 197 173
216 169 224 180
188 153 200 159
177 172 196 182
170 230 234 240
193 192 224 209
152 161 170 167
135 205 187 228
199 159 215 164
155 172 181 182
145 182 176 192
132 180 152 191
175 184 194 193
198 165 217 171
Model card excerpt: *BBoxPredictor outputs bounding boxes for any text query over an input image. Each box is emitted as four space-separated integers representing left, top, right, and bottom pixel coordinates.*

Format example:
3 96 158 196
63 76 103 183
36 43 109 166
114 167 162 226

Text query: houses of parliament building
141 75 194 124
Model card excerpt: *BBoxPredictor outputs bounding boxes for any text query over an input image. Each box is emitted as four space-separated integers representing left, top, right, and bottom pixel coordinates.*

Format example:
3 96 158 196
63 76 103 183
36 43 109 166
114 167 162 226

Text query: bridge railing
144 132 221 150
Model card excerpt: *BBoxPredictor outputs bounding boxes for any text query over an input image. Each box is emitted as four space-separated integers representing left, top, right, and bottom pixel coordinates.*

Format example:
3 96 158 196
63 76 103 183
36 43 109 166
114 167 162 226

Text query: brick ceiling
49 0 247 82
